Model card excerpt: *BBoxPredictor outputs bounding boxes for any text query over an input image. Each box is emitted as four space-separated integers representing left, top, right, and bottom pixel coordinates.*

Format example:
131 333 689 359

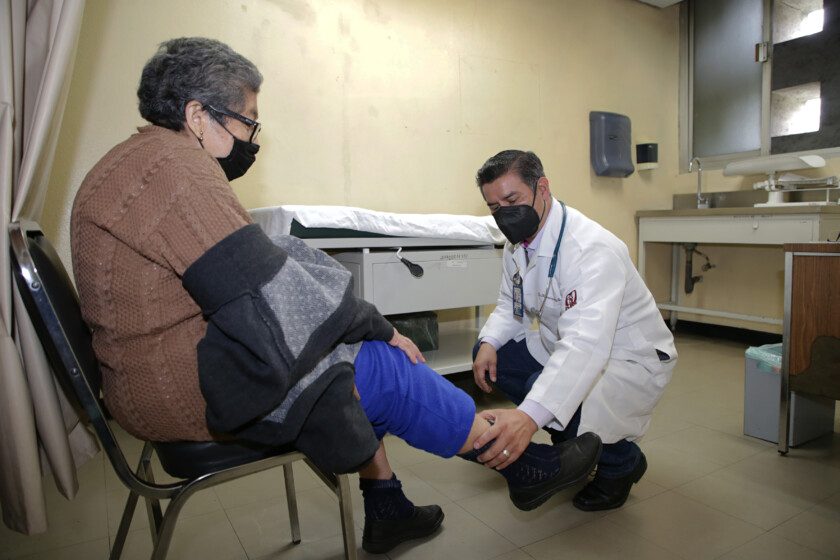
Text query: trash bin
386 311 439 353
743 343 835 446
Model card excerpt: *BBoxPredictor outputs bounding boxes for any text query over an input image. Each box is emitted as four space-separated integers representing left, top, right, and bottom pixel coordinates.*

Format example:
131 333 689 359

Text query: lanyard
512 201 567 319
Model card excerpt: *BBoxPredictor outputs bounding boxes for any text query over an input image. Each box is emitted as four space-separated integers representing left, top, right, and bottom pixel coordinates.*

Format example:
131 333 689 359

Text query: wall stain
295 35 308 57
266 0 316 25
338 13 350 36
363 0 390 24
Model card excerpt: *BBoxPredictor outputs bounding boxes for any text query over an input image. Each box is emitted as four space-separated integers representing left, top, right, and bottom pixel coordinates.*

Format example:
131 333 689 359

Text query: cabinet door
788 253 840 377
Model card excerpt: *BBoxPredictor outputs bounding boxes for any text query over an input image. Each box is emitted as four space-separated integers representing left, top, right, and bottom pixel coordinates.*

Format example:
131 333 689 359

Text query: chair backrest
9 221 125 461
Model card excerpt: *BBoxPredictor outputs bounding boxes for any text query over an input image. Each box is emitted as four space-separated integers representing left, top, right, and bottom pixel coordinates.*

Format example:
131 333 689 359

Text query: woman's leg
357 440 438 554
355 341 603 512
357 440 392 479
352 342 454 553
457 415 495 454
355 340 476 458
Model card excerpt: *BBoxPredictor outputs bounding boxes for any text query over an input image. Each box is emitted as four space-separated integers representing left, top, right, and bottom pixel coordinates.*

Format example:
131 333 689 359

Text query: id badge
512 272 524 318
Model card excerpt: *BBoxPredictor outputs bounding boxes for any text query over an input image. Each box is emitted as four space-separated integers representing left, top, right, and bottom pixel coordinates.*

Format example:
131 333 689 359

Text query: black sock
459 441 561 488
359 474 415 521
543 426 566 445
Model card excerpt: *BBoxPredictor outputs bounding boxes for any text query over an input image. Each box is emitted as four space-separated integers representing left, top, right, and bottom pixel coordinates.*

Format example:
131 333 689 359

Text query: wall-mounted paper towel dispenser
589 111 634 178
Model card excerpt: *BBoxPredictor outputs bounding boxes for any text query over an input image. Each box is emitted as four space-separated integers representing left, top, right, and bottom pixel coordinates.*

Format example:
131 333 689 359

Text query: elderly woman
70 37 600 553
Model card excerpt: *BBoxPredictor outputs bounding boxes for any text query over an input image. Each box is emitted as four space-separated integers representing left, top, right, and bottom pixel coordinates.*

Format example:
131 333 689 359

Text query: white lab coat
479 198 677 443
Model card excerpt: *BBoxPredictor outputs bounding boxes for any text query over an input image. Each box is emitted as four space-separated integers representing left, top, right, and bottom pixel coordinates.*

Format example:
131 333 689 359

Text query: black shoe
508 432 602 511
362 504 444 554
572 452 647 511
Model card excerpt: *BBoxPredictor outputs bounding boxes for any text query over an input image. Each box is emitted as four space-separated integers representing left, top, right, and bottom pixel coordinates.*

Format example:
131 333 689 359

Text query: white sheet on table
249 205 505 245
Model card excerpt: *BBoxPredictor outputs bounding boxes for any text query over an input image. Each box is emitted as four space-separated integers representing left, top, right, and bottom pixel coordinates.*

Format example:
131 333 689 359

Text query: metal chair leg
302 459 358 559
283 464 301 544
149 490 190 560
110 490 140 560
336 473 357 560
111 443 160 558
139 446 164 544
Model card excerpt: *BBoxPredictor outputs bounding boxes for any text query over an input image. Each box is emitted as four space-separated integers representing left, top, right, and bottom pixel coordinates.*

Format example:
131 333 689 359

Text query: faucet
689 157 709 209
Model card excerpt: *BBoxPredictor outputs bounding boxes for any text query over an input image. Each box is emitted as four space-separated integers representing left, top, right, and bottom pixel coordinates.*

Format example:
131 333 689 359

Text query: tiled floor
2 333 840 560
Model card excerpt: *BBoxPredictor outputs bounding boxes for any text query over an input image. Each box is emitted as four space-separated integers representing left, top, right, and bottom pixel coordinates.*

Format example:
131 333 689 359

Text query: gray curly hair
137 37 263 131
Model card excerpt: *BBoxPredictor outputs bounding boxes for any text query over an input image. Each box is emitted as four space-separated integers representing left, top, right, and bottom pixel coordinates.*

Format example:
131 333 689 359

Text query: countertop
636 205 840 218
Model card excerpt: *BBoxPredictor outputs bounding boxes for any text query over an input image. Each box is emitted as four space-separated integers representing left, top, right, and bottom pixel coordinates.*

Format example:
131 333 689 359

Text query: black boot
460 432 602 511
572 452 647 511
359 474 444 554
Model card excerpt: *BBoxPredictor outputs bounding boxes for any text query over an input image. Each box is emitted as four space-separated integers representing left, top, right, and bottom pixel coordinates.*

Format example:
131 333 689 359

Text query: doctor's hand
474 408 538 470
388 328 426 364
472 343 497 393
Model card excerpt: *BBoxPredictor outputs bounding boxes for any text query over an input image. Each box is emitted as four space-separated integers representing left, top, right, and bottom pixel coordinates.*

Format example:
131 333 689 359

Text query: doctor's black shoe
362 504 444 554
572 452 647 511
507 431 602 511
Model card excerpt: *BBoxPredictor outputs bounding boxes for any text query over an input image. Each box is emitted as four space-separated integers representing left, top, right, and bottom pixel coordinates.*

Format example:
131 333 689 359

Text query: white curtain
0 0 97 535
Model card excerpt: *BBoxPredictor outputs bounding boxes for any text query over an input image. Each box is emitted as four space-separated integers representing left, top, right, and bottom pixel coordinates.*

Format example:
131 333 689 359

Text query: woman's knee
367 348 476 456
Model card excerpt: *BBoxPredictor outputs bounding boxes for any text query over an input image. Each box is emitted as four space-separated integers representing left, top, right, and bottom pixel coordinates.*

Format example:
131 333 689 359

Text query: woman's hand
388 328 426 364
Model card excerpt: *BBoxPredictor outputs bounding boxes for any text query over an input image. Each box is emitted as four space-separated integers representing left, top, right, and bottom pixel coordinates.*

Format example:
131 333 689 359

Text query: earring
198 130 204 141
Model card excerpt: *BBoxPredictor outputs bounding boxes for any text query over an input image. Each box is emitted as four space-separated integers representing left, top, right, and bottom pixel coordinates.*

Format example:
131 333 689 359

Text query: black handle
395 248 424 278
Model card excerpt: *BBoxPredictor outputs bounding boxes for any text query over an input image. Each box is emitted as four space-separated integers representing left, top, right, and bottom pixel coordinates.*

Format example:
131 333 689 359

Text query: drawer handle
396 248 424 278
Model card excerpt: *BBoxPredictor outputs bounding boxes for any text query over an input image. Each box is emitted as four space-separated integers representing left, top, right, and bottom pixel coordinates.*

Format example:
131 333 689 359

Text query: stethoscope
511 201 567 320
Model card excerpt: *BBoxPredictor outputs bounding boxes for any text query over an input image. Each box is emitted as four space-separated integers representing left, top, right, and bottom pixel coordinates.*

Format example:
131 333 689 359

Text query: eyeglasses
204 104 262 143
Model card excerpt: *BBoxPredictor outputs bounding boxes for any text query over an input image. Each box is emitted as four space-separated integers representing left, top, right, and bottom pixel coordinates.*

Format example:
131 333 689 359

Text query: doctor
471 150 677 511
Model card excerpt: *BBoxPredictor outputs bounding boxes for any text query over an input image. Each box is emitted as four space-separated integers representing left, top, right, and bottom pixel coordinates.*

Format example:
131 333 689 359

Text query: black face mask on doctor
216 131 260 181
492 184 546 245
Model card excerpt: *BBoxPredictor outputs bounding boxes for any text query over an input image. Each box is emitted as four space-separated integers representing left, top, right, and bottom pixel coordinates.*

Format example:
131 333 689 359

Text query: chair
9 220 358 560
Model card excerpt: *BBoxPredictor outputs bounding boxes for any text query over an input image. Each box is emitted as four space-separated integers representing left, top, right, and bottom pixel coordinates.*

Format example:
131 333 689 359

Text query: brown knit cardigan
71 125 250 441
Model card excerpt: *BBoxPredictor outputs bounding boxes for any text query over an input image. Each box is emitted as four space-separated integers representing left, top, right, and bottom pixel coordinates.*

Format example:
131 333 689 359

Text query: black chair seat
153 440 299 480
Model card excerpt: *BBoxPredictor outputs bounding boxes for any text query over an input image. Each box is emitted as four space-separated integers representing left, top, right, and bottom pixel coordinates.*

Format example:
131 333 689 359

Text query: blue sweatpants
354 340 476 458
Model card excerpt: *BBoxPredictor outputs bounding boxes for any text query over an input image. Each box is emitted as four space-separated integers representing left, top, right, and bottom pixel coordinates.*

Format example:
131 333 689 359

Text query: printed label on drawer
446 260 467 268
440 252 469 261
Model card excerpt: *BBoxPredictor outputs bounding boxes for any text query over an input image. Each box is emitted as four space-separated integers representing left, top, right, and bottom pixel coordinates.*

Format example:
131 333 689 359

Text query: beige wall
44 0 681 266
46 0 838 336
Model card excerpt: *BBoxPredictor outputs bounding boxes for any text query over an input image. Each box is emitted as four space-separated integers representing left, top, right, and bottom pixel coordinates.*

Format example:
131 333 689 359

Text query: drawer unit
332 247 503 315
638 214 819 245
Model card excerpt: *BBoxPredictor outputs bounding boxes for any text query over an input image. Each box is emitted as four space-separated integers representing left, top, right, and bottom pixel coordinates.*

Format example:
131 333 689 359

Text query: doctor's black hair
475 150 545 191
137 37 262 131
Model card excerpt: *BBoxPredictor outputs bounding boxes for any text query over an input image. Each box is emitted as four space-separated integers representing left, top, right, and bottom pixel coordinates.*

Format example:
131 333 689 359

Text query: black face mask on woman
217 134 260 181
492 186 545 245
